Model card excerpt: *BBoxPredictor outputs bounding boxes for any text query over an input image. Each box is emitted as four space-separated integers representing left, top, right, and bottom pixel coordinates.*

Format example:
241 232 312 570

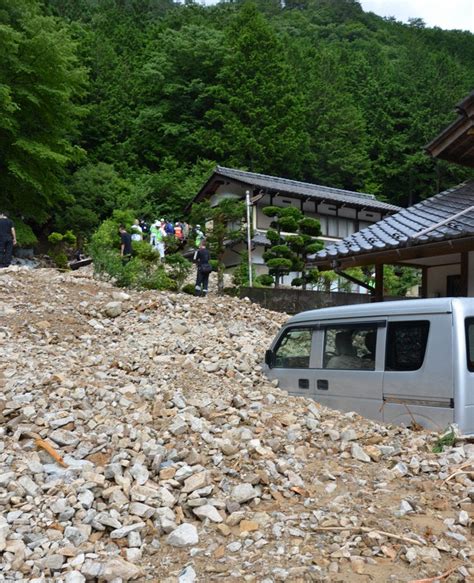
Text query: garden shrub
165 253 192 289
181 283 196 295
14 220 38 248
89 210 180 291
255 274 274 287
48 230 77 269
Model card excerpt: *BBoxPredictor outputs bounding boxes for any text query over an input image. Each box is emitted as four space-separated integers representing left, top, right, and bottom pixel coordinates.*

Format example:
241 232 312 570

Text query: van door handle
299 378 309 389
317 379 328 391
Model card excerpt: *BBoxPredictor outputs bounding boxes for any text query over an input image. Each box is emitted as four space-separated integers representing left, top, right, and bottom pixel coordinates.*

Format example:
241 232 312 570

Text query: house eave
308 235 474 270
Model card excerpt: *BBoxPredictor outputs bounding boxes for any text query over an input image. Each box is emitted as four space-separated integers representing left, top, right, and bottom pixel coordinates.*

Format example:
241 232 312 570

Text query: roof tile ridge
217 166 380 201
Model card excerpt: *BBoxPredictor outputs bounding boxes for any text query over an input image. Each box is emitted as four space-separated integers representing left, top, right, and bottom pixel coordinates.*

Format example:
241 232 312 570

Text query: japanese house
191 166 400 284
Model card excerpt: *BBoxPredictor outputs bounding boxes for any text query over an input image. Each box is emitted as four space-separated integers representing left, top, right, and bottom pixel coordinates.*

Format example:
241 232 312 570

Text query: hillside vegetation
2 0 474 239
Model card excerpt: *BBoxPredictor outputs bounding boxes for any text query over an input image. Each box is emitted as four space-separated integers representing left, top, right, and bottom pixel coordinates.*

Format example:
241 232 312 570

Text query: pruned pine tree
260 206 323 289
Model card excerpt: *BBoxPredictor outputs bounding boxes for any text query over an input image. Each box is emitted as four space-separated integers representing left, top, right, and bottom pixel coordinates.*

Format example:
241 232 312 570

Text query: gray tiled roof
312 180 474 264
252 231 271 246
209 166 400 212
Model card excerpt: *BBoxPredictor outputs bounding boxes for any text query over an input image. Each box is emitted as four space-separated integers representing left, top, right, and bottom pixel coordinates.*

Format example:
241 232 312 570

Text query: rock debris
0 266 472 582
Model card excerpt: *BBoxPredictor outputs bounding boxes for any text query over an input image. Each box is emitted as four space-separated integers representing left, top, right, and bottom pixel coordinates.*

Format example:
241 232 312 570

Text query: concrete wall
426 264 460 297
239 287 385 314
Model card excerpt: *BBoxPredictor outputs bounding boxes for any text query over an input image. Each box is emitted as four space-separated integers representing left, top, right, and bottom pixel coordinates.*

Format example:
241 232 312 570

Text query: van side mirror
265 349 275 368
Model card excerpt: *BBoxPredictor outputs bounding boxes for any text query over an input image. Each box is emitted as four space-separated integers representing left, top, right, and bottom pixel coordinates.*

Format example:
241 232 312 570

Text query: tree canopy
2 0 474 235
0 0 87 222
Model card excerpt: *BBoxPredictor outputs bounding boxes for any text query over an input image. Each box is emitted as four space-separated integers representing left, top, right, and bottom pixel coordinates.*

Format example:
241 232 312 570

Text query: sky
198 0 474 33
359 0 474 32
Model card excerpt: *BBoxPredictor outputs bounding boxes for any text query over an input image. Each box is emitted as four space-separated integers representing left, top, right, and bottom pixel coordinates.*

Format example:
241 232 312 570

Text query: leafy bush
48 230 77 269
255 274 274 287
89 210 178 291
181 283 196 295
432 426 456 453
266 229 280 244
223 286 240 297
299 217 322 236
262 206 282 218
278 217 298 232
165 253 193 289
231 252 257 287
14 220 38 248
266 257 293 271
306 241 324 254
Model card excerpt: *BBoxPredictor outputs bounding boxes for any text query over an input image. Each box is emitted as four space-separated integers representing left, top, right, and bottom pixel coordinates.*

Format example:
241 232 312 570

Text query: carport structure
308 92 474 301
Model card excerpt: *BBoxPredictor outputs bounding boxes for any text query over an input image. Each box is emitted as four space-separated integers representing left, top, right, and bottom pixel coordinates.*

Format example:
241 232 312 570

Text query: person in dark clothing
194 239 211 296
0 211 16 268
118 224 132 264
139 218 149 236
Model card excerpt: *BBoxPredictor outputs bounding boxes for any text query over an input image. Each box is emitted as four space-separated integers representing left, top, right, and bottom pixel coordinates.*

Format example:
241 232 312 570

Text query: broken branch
408 565 460 582
310 526 424 546
35 438 68 468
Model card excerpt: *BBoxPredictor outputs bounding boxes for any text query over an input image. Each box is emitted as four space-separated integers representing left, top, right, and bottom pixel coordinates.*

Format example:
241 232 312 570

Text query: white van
264 298 474 435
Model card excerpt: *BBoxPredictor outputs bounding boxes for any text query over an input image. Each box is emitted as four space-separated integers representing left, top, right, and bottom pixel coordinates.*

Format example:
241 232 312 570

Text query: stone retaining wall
239 287 405 314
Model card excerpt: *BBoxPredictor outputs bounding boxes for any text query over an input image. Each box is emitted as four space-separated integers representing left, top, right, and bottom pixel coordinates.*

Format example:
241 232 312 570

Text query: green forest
2 0 474 245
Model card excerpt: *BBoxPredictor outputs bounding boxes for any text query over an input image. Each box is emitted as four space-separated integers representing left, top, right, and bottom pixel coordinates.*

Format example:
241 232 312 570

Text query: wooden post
375 264 384 302
421 267 428 298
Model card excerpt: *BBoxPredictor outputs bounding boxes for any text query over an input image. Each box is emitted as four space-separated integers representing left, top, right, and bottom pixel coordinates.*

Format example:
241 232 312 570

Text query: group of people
0 209 212 296
118 218 211 296
122 218 205 261
0 211 16 268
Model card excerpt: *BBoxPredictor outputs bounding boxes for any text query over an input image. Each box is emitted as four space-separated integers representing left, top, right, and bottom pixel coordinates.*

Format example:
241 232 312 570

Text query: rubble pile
0 266 472 583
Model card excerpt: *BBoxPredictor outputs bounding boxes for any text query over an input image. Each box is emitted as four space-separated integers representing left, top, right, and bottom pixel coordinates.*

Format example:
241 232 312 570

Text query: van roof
287 297 474 325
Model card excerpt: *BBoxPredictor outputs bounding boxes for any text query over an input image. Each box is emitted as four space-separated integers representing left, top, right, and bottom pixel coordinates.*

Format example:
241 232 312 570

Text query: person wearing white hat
194 224 204 247
150 220 165 260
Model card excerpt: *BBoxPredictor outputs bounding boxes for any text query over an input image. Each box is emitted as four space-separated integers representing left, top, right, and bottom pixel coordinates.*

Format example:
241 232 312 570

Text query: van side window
385 321 429 371
323 326 377 370
274 328 312 369
465 318 474 372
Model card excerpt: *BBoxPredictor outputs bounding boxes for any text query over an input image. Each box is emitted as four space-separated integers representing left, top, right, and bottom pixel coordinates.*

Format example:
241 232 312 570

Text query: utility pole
246 190 253 287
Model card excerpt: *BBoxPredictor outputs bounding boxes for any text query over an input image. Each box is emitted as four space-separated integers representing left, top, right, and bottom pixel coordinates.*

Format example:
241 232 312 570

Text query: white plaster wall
426 264 460 297
255 206 273 229
317 202 337 216
338 207 357 219
358 210 381 222
210 191 241 206
271 195 301 209
302 199 318 213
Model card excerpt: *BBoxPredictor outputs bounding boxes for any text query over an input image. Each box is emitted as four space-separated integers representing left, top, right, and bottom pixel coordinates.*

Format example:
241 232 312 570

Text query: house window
318 216 328 235
327 217 338 237
338 219 355 237
385 321 429 371
274 327 312 369
325 217 355 238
